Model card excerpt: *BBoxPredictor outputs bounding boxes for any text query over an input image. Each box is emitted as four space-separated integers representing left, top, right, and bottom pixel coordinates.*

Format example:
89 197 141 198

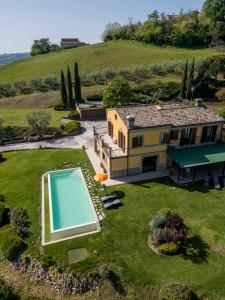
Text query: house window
170 130 179 140
118 131 126 152
102 152 105 160
180 128 197 146
160 133 170 144
108 121 113 138
132 136 143 148
115 114 117 120
201 126 217 143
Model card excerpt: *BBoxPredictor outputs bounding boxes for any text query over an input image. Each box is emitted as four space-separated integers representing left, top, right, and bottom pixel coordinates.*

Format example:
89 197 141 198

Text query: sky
0 0 205 54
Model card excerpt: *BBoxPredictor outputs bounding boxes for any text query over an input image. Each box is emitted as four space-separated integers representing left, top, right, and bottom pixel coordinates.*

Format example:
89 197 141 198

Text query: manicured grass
0 150 91 255
1 150 225 298
0 41 221 83
0 108 67 127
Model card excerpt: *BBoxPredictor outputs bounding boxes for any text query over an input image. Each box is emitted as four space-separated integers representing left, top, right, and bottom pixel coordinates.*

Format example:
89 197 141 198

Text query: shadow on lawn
182 235 210 264
136 177 211 194
113 190 125 199
0 157 7 164
107 269 126 296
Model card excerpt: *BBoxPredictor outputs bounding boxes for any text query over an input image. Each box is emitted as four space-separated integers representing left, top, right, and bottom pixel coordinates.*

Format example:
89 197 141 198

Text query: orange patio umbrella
94 173 108 182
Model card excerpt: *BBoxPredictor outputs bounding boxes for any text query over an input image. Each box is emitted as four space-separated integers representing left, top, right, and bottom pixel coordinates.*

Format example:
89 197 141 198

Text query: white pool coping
41 168 101 246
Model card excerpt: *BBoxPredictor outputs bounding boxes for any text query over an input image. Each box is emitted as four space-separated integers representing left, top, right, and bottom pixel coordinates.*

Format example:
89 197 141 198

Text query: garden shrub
67 110 80 119
0 152 2 161
150 210 187 254
63 121 81 134
0 202 5 226
152 228 168 246
159 208 174 217
41 255 56 268
158 242 179 255
10 207 30 238
0 277 13 300
0 226 26 260
1 126 29 142
152 214 166 229
159 282 193 300
86 94 103 102
54 103 66 111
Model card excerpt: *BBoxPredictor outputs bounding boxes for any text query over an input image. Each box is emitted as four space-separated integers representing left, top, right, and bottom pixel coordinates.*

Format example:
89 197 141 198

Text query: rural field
1 150 225 299
0 40 222 83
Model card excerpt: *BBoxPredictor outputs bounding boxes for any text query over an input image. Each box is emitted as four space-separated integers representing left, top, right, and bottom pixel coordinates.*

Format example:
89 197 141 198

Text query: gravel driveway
0 120 106 152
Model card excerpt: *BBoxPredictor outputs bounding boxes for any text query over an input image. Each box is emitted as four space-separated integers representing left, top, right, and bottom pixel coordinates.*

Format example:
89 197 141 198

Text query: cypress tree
74 62 82 102
67 65 73 109
60 70 68 108
186 59 195 100
180 59 188 98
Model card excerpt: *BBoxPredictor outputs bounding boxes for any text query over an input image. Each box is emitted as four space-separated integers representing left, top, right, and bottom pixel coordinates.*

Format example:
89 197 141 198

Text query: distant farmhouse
60 38 87 49
166 14 179 20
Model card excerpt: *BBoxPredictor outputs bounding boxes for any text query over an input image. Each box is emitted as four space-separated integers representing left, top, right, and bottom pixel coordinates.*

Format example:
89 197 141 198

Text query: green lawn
0 108 67 127
0 41 221 83
1 150 225 298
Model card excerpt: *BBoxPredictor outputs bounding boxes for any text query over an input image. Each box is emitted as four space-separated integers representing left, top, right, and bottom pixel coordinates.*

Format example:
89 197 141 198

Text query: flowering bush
150 210 187 254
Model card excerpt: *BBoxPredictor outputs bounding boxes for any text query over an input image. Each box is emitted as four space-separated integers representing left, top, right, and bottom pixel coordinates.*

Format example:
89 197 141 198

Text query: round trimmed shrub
67 110 80 120
159 282 193 300
0 278 12 300
63 121 81 134
0 226 26 260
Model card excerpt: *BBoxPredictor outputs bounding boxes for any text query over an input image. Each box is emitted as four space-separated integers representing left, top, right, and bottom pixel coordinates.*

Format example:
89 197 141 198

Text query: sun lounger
101 193 118 203
213 177 220 189
103 199 121 209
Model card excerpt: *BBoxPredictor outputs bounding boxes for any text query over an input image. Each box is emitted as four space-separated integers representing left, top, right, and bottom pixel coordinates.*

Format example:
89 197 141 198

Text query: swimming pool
48 168 100 241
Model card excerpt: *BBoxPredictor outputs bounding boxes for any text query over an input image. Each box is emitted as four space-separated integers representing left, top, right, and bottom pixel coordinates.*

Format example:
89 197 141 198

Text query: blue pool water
49 169 96 231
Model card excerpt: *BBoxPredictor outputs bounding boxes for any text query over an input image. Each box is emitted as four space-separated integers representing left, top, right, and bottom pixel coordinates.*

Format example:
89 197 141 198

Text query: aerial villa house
93 103 225 184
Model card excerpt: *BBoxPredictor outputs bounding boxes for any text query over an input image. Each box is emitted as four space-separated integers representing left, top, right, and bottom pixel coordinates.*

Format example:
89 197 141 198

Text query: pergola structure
168 143 225 183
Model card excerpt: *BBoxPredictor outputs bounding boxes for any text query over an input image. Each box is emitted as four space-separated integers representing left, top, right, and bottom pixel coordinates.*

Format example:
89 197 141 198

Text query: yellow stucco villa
94 103 225 183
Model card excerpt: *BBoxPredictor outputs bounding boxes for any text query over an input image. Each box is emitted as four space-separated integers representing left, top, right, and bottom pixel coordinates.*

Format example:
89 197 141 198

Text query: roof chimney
126 115 135 129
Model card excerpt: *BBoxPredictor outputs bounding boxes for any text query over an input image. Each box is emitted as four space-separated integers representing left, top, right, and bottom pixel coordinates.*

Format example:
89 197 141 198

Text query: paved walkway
0 120 106 152
104 170 170 186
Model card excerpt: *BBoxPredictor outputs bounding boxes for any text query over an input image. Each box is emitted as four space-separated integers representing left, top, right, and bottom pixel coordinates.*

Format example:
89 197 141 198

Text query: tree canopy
31 38 60 56
25 111 51 137
102 0 225 47
103 76 132 107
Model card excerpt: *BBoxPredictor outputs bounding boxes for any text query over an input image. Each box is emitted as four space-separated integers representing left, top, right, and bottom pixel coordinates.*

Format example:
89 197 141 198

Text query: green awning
168 143 225 168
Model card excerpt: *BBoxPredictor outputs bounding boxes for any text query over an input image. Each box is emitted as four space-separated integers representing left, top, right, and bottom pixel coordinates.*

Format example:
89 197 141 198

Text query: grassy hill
0 41 221 83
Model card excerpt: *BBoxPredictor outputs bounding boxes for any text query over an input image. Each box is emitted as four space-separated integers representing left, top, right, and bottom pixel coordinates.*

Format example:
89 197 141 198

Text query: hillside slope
0 41 221 83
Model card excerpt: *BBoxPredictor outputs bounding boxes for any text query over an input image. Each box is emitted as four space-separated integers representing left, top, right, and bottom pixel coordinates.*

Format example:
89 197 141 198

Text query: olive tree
25 111 51 137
